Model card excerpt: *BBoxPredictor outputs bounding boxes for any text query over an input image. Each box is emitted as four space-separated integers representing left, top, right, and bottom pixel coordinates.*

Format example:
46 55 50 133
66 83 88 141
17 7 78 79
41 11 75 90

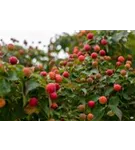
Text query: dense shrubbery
0 30 135 121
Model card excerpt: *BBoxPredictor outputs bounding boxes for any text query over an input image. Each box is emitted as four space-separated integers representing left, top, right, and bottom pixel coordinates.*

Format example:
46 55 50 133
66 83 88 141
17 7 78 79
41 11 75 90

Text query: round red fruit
91 52 98 59
29 97 38 107
106 69 113 76
114 84 122 92
78 55 85 62
84 44 91 51
23 67 32 77
101 39 108 45
87 33 94 40
63 71 70 78
49 72 56 80
51 103 58 109
118 56 125 63
116 61 122 67
55 83 60 91
55 74 63 83
46 83 56 93
99 50 106 56
88 101 95 108
94 45 100 52
40 71 47 77
50 92 58 100
9 56 18 65
99 96 107 104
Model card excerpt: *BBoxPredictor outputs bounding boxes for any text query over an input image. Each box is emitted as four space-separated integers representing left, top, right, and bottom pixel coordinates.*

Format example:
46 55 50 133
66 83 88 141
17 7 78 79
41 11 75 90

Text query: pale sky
0 30 75 46
0 30 75 59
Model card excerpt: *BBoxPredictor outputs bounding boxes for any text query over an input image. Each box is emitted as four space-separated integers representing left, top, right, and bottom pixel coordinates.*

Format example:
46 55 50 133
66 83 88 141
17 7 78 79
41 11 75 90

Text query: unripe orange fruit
0 98 6 108
87 113 94 121
77 104 85 112
99 96 107 104
125 63 131 69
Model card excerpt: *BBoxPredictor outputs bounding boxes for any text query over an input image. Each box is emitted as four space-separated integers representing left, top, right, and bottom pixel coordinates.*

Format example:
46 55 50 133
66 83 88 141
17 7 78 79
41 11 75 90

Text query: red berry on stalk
77 51 83 57
9 56 18 65
29 97 38 107
46 83 56 94
99 50 106 56
40 71 47 77
55 83 60 91
101 39 108 45
84 44 91 51
49 71 56 80
51 103 58 109
87 33 94 40
99 96 107 104
88 101 95 108
118 56 125 63
93 45 100 52
116 61 122 66
55 74 63 83
114 84 122 92
63 71 70 78
78 55 85 62
91 52 98 59
106 69 114 76
50 92 58 100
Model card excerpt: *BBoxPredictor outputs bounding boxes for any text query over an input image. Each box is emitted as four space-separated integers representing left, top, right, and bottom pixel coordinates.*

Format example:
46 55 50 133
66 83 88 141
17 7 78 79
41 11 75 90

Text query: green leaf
123 92 130 100
109 105 122 120
25 79 41 94
105 87 113 96
7 70 19 81
81 88 87 95
92 106 105 121
0 78 11 96
112 31 129 42
88 95 99 102
109 96 120 106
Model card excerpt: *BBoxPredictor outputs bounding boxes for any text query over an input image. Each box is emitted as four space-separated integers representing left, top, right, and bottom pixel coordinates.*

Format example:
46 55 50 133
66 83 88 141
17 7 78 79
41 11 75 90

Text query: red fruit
50 92 58 100
116 61 122 66
55 83 60 91
120 70 126 76
118 56 125 63
9 56 18 65
73 47 79 54
99 96 107 104
87 77 94 83
99 50 106 56
63 71 70 78
29 97 38 107
101 39 108 45
114 84 122 92
88 101 95 108
92 61 98 67
7 44 14 50
23 67 32 77
78 55 85 62
93 45 100 52
77 105 85 112
55 74 63 83
87 33 94 40
87 113 94 121
49 72 56 80
84 44 91 51
51 103 58 109
91 52 98 59
106 69 113 76
77 51 83 57
19 49 25 55
46 83 56 93
40 71 47 77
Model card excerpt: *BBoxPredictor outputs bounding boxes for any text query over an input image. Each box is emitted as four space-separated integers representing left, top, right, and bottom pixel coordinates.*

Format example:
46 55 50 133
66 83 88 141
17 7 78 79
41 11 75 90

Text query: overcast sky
0 30 76 59
0 30 75 46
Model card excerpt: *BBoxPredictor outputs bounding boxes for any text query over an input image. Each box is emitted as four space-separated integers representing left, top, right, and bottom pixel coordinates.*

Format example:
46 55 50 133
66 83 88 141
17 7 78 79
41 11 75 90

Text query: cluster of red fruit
46 83 60 109
78 83 122 121
71 32 108 63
